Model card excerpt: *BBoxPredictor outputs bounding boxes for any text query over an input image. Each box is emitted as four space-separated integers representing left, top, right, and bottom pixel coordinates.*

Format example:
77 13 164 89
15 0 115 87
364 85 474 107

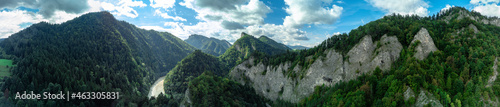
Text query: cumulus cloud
221 21 245 30
0 0 90 18
442 4 454 11
181 0 271 25
283 0 343 28
192 0 247 11
101 0 146 18
439 4 454 15
235 24 309 44
142 21 229 40
154 9 187 21
473 4 500 17
0 10 41 38
150 0 188 21
365 0 429 16
470 0 500 4
0 0 103 38
471 0 500 17
150 0 176 9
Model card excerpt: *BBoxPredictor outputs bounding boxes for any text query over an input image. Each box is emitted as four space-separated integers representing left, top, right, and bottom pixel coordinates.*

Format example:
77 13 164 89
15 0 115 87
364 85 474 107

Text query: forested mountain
0 11 196 106
287 45 309 50
163 50 229 102
184 34 232 56
220 33 288 68
230 7 500 106
258 36 291 50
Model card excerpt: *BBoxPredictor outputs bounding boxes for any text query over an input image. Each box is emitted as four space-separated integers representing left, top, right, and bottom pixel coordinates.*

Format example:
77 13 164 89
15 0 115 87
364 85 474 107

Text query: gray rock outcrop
404 86 415 101
415 89 443 107
482 18 500 27
230 35 403 103
410 28 438 60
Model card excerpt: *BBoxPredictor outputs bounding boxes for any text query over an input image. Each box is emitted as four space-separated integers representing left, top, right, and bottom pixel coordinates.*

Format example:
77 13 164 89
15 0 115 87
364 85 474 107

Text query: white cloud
283 0 343 28
235 24 309 44
0 10 40 38
0 0 105 38
150 0 176 9
471 0 500 17
365 0 429 16
101 0 146 18
154 9 187 21
473 4 500 17
333 32 341 35
181 0 271 26
442 4 454 11
438 4 454 15
470 0 500 4
149 0 188 21
142 21 229 40
0 0 91 18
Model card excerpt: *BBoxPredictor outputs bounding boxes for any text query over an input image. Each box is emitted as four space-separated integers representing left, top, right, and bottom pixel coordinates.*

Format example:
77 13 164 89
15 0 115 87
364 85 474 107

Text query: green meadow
0 59 13 78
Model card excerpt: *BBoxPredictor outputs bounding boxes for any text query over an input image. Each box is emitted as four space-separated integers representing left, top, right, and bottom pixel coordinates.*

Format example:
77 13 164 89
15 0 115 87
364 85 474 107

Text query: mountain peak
62 11 118 26
438 6 486 23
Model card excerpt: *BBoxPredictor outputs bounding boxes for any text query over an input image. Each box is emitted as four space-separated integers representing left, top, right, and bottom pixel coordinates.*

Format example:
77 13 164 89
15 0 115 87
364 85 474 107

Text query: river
148 76 166 99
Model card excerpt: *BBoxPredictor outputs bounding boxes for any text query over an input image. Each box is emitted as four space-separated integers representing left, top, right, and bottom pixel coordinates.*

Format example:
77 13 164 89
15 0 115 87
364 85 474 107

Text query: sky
1 0 500 47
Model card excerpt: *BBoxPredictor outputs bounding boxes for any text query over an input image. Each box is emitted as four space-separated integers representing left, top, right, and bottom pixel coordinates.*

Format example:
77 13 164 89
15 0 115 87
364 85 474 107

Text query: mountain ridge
184 34 231 56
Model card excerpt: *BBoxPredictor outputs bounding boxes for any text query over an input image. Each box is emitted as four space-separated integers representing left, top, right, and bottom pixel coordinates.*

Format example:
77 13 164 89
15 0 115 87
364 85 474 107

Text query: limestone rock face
415 89 443 107
482 18 500 27
410 28 438 60
343 35 402 80
469 24 479 33
230 35 403 103
404 86 415 101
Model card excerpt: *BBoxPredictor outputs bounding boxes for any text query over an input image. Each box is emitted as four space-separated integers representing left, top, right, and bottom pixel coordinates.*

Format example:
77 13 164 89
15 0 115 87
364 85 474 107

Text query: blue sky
1 0 500 47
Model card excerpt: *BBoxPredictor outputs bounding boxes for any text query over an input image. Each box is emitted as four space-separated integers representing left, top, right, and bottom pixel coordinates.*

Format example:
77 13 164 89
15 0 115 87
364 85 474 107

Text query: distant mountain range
184 34 232 56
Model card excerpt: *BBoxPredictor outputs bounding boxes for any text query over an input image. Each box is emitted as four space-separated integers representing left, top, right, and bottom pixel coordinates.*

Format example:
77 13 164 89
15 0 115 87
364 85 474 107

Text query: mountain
219 33 287 68
229 7 500 106
163 50 229 101
0 11 196 106
184 34 231 56
287 45 309 50
258 36 291 50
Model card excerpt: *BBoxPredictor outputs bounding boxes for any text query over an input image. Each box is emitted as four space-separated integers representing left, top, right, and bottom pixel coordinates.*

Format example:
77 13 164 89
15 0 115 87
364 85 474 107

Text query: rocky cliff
230 34 412 102
229 27 443 103
410 28 438 60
